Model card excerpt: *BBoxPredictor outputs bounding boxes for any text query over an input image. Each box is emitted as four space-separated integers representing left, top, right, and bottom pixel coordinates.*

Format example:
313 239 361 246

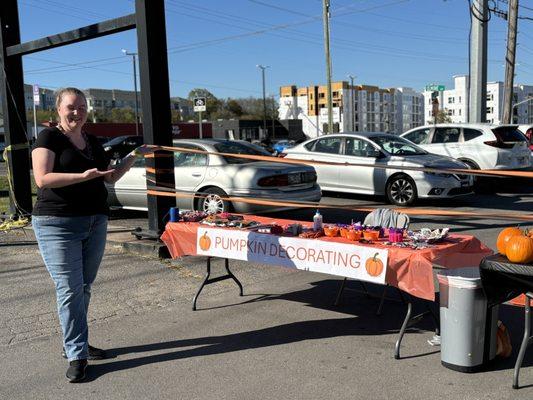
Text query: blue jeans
32 214 108 361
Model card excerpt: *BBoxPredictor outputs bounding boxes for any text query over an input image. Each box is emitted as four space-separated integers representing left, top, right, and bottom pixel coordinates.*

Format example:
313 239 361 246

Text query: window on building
319 93 325 98
448 97 455 104
458 96 462 103
332 91 339 98
487 94 494 101
486 107 494 114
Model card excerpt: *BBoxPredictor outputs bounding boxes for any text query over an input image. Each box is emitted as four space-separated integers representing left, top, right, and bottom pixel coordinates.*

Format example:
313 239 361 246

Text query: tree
226 99 244 117
427 109 452 124
110 108 136 123
187 88 220 119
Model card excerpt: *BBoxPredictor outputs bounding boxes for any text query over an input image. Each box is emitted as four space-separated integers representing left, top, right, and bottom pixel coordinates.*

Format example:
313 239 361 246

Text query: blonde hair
55 87 87 109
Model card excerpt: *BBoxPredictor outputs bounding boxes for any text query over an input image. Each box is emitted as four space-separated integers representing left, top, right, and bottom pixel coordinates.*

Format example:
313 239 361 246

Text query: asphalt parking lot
1 192 533 399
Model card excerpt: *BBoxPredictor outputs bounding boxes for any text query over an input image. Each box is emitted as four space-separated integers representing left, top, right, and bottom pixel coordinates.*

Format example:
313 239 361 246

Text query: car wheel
198 187 231 214
386 175 418 206
462 160 488 193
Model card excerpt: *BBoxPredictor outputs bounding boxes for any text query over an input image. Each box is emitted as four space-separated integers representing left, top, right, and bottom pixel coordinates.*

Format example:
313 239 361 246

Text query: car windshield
370 136 427 156
102 136 128 146
213 141 270 164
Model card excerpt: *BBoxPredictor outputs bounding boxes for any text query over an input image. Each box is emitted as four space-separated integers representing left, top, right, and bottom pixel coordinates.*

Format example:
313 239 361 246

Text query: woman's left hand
131 144 162 157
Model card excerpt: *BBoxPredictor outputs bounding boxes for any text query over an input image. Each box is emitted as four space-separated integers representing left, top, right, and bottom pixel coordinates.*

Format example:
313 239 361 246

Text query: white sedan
282 132 473 206
106 139 321 214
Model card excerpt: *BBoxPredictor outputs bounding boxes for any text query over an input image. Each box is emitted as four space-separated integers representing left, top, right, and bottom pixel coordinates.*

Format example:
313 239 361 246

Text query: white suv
401 124 531 171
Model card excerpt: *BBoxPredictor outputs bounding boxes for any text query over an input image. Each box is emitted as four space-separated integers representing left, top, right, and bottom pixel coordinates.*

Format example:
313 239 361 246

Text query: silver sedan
283 132 473 206
106 139 321 213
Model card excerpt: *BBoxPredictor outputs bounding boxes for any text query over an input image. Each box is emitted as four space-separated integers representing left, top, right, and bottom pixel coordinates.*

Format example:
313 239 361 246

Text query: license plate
288 173 302 184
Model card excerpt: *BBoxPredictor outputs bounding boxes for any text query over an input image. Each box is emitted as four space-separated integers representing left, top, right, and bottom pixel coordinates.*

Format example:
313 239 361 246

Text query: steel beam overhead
6 14 136 57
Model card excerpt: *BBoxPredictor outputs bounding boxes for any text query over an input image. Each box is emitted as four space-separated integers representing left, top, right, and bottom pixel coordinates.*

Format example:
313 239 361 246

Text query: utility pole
347 74 356 131
468 0 489 123
502 0 519 124
122 49 140 135
257 64 269 139
322 0 333 134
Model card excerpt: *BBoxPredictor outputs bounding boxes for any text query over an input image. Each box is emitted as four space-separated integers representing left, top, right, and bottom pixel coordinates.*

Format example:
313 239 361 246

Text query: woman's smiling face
57 93 87 131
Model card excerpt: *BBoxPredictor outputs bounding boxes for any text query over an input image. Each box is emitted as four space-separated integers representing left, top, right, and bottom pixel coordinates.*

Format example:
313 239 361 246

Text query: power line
24 56 127 73
19 0 102 22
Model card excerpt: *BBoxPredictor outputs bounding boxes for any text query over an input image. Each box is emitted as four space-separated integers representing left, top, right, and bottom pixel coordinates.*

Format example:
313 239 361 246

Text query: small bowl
324 226 339 237
363 230 380 241
339 228 349 238
346 230 362 241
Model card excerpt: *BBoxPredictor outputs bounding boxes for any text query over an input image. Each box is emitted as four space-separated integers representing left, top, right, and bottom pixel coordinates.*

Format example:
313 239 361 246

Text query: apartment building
278 81 424 138
83 88 191 118
423 75 533 124
23 84 55 111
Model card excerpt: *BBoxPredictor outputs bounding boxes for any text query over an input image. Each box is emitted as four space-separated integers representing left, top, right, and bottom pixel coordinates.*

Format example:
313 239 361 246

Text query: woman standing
31 87 152 382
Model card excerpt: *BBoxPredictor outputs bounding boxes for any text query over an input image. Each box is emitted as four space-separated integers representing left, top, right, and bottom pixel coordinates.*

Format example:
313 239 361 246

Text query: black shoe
62 345 107 360
66 359 87 383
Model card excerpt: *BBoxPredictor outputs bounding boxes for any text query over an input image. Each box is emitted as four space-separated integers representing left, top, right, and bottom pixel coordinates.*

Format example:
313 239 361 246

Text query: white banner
197 228 388 284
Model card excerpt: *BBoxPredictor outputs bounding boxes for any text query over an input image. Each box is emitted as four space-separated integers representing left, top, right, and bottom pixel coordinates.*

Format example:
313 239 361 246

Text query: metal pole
468 0 488 123
502 0 519 124
271 95 275 140
123 49 140 135
322 0 333 134
33 101 37 139
199 110 203 138
348 75 356 131
512 96 533 123
135 0 176 237
0 0 33 215
257 65 269 139
262 67 267 137
132 53 140 135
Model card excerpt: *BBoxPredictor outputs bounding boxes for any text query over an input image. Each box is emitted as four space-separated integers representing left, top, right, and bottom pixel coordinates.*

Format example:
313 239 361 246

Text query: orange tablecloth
161 215 493 301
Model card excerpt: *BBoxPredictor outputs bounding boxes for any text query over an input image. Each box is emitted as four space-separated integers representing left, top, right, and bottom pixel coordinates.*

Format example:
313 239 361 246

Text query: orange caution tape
145 185 533 222
145 145 533 179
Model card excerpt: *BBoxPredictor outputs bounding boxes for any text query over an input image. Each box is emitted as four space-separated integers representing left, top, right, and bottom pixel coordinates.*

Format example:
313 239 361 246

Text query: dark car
102 135 143 161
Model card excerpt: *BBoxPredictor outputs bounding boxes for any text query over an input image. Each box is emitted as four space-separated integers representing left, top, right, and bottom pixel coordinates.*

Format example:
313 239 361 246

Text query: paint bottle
313 210 323 231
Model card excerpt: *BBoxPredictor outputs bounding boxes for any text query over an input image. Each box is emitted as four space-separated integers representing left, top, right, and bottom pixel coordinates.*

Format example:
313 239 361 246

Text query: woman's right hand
82 168 114 180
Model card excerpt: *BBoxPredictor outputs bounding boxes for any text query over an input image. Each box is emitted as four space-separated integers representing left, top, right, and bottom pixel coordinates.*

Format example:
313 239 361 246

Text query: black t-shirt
32 127 110 217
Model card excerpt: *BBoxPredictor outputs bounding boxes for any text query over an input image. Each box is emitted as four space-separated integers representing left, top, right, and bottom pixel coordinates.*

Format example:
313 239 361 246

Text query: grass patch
0 175 37 215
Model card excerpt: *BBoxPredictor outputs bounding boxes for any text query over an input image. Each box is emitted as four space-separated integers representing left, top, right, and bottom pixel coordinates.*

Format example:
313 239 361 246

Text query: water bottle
169 207 180 222
313 209 323 231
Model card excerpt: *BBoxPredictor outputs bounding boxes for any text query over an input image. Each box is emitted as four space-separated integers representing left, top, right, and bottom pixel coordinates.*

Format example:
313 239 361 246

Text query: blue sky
18 0 533 100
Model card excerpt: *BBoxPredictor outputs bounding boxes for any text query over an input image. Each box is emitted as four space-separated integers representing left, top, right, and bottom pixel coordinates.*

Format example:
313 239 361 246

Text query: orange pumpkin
199 232 211 251
365 253 384 277
505 235 533 264
496 227 523 255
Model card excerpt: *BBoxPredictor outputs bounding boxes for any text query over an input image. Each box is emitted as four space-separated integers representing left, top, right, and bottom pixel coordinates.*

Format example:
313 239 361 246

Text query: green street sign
425 84 445 92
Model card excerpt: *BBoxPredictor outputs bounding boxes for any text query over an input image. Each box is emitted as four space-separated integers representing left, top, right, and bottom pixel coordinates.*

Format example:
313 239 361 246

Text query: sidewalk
1 222 532 399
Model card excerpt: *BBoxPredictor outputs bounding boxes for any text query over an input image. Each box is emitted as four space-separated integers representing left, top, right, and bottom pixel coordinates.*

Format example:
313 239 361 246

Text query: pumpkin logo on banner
365 253 384 277
199 232 211 251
